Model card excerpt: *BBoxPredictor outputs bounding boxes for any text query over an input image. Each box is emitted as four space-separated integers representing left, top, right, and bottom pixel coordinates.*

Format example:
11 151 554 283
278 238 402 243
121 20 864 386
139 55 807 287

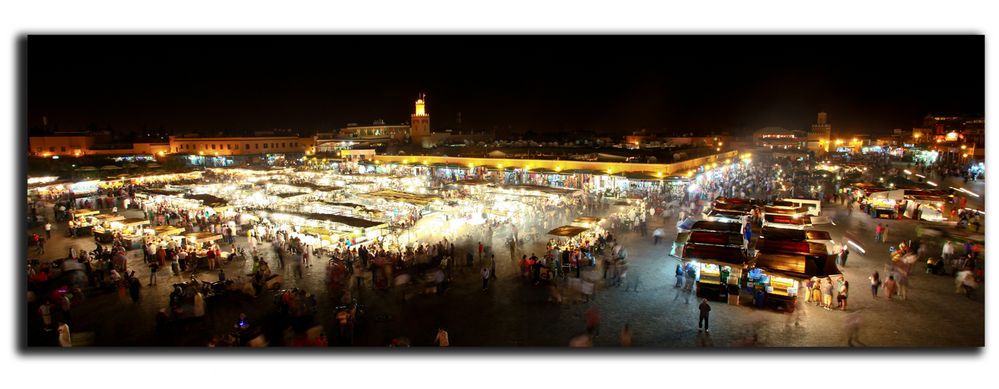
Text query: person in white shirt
481 267 490 291
44 222 52 239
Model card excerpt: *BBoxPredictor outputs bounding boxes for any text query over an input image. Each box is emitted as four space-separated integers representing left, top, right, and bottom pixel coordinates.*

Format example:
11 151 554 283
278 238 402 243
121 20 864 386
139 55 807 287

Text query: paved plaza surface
25 176 984 347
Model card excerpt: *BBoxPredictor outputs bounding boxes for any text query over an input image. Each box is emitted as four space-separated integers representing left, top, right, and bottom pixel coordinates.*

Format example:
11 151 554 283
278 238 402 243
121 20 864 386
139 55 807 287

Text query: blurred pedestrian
837 278 849 310
698 298 711 333
620 323 633 347
38 300 53 330
433 327 450 347
57 321 72 347
480 266 490 291
883 275 897 299
868 271 880 298
585 307 600 337
148 261 159 286
845 312 863 347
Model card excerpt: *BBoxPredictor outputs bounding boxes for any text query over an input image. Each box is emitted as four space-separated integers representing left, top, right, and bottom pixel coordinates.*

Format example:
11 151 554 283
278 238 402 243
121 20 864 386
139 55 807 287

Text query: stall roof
573 216 603 224
756 238 830 257
548 225 589 237
291 181 342 192
273 192 310 198
763 205 809 215
120 218 150 226
363 190 440 205
688 231 744 247
705 209 749 220
184 232 223 242
278 211 387 229
72 209 100 217
712 202 756 213
690 221 743 233
499 184 579 195
142 188 186 196
184 193 229 207
752 252 840 279
151 225 185 236
681 243 746 265
94 214 126 222
760 227 832 242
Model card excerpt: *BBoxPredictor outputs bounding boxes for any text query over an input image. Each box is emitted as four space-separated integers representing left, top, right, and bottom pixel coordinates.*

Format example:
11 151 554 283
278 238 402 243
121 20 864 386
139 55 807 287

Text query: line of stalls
702 196 829 230
847 183 950 221
673 221 840 312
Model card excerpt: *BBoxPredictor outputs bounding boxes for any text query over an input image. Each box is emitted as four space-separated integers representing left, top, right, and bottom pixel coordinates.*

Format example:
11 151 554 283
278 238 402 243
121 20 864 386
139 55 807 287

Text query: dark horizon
27 35 984 137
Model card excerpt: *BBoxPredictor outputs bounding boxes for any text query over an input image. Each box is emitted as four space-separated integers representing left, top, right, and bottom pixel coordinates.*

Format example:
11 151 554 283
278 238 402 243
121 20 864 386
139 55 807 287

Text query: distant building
28 133 170 157
338 119 411 142
808 112 832 154
410 94 432 147
753 127 806 150
167 135 316 156
921 114 984 147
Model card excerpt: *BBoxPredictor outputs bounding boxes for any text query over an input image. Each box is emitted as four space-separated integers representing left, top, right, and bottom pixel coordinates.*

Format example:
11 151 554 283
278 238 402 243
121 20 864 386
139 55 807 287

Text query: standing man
477 241 484 263
44 222 52 239
838 246 850 267
653 227 664 245
148 260 159 286
698 298 711 333
480 266 491 291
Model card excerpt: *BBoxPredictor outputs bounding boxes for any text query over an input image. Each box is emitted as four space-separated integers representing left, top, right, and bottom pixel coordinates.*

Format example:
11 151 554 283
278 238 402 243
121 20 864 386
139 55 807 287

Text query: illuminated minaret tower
410 93 431 146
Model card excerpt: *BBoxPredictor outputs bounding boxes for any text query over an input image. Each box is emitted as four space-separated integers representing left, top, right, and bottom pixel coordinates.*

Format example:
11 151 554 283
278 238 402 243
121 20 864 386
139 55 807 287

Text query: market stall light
927 181 938 187
903 169 912 175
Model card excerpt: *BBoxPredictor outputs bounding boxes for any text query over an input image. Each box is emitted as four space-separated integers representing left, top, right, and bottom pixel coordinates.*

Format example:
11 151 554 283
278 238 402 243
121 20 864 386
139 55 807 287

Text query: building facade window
245 144 249 150
61 146 66 152
49 147 55 152
263 144 268 149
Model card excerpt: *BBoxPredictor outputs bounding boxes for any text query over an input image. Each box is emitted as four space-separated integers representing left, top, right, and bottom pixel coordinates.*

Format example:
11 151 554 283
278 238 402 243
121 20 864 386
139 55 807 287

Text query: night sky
27 35 984 136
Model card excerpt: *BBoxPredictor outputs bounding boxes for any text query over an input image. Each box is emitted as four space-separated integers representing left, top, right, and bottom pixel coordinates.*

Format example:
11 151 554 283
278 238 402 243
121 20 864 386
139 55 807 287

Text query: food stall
68 209 101 236
702 199 755 223
748 252 841 312
91 216 141 244
118 218 152 248
681 243 747 302
866 189 904 219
